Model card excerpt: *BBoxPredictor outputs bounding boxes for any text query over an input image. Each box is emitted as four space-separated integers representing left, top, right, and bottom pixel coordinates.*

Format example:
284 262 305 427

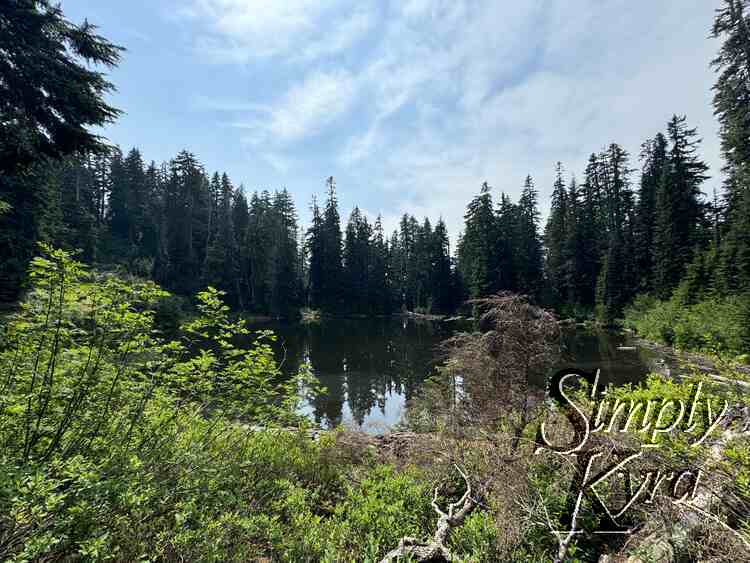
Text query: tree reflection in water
245 319 656 433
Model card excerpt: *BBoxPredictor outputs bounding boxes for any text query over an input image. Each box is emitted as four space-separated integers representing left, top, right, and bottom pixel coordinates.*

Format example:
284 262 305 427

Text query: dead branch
379 464 477 562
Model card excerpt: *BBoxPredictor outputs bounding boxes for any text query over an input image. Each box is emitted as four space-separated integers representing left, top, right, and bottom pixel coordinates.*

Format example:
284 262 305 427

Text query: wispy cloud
181 0 723 238
180 0 375 63
251 69 359 144
194 69 359 147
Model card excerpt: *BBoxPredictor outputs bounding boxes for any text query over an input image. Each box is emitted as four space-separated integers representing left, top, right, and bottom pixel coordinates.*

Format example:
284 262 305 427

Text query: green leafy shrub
624 293 750 357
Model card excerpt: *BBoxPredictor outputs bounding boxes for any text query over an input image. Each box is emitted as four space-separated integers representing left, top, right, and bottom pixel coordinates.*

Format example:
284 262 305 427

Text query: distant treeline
1 108 748 322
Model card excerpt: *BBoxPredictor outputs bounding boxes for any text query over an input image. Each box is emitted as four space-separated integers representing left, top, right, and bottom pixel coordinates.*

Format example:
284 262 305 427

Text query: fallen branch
380 464 477 562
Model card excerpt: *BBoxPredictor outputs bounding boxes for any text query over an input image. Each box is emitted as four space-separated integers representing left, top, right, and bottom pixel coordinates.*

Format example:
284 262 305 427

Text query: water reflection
247 318 658 433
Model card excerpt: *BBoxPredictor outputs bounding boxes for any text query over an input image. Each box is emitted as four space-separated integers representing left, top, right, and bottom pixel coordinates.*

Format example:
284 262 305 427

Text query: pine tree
232 187 250 309
574 154 605 308
55 155 100 262
0 1 123 301
653 116 709 297
369 215 391 314
202 173 239 306
343 207 372 314
270 189 301 317
515 175 544 298
387 230 403 309
430 218 454 312
0 1 122 172
397 214 420 310
495 192 518 292
712 0 750 292
563 176 582 306
154 151 210 295
596 143 636 322
458 182 497 299
319 177 343 313
246 191 273 311
306 196 325 309
544 164 569 306
414 218 433 310
634 133 668 292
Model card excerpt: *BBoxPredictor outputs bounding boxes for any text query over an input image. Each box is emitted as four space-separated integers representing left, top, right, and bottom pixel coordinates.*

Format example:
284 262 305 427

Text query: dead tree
380 465 476 563
436 293 561 444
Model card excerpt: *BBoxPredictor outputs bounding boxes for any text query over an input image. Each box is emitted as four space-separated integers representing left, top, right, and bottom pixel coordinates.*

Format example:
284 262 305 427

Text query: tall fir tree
596 143 636 322
321 177 344 313
514 176 544 298
369 215 392 314
653 116 709 297
202 174 239 306
544 163 569 306
430 218 454 313
270 189 301 317
712 0 750 292
343 206 372 314
457 182 497 299
634 133 668 292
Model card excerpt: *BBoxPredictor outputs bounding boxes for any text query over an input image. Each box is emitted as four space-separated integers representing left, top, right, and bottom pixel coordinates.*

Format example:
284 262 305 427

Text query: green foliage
0 246 502 561
712 0 750 294
0 246 317 559
624 293 750 357
0 0 122 172
447 510 498 562
0 0 123 301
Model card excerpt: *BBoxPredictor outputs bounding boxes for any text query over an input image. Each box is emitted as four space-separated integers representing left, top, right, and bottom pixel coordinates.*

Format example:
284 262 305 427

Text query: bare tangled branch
380 464 477 563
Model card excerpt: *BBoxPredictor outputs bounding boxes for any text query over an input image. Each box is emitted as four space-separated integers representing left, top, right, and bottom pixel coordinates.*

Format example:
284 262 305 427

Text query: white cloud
262 69 358 142
181 0 375 63
259 151 295 174
203 69 359 145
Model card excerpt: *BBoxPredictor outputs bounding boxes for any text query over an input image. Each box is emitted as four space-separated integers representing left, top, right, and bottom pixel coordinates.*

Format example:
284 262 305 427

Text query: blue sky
62 0 723 238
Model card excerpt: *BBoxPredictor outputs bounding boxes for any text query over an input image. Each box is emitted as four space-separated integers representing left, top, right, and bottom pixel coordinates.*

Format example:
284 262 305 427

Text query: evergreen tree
653 116 709 297
387 230 403 309
369 216 392 314
321 177 344 313
246 191 273 311
397 214 420 310
712 0 750 292
562 176 582 306
596 143 636 322
55 155 101 262
543 164 569 306
0 1 123 300
515 175 544 298
153 151 210 295
202 174 239 306
430 218 454 313
232 187 250 309
306 197 325 309
458 182 497 299
414 218 433 310
634 133 668 292
343 207 372 314
270 189 301 317
574 154 605 308
495 192 518 292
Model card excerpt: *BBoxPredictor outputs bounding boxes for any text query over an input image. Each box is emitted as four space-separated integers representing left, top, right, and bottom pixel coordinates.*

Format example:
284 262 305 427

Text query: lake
247 317 661 433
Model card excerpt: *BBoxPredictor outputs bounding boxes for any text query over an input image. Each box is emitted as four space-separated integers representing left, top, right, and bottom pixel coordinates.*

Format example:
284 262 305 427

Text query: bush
624 293 750 357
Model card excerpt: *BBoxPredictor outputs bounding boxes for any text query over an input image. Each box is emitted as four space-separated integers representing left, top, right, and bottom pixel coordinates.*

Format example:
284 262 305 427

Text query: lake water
248 317 661 433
